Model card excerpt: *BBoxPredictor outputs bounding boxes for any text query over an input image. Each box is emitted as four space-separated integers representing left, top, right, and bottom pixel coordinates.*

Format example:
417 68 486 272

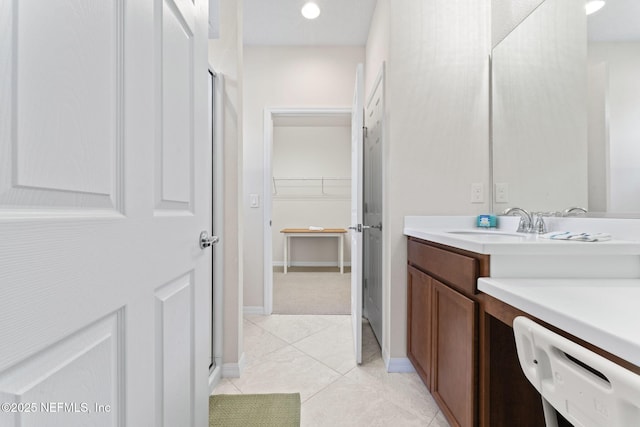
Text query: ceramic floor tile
293 323 356 374
322 314 351 326
301 374 433 427
428 410 451 427
211 378 241 395
244 314 334 344
238 314 445 426
229 345 341 401
243 319 289 367
344 357 440 422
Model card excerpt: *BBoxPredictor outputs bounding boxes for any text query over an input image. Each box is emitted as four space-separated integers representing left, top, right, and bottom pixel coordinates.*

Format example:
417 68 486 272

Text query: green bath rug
209 393 301 427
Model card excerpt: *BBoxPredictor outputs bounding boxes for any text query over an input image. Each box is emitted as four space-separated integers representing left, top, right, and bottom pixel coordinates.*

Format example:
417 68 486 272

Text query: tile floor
212 314 450 427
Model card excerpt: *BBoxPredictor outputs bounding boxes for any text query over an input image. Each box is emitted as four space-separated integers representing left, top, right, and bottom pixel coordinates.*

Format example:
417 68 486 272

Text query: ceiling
243 0 377 46
588 0 640 41
234 0 640 46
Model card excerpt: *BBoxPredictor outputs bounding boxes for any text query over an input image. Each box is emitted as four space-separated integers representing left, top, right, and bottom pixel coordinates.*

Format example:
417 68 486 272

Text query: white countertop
404 216 640 256
478 277 640 367
404 216 640 277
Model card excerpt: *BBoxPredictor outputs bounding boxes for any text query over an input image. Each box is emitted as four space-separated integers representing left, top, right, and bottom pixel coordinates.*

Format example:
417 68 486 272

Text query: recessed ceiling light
301 2 321 20
585 0 606 15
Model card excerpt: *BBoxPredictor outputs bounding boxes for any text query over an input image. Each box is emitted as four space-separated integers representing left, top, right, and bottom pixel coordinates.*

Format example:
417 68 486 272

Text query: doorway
266 109 353 315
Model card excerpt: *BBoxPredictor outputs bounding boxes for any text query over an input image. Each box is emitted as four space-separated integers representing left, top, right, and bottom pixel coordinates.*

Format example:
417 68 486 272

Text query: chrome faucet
502 207 532 233
563 206 587 216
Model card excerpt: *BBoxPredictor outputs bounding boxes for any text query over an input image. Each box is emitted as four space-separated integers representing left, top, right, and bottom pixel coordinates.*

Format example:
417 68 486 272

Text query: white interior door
363 66 384 345
350 64 364 364
0 0 210 426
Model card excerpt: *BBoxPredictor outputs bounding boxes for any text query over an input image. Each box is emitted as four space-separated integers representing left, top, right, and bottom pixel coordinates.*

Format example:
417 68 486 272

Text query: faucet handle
516 216 529 233
563 206 588 216
532 213 547 234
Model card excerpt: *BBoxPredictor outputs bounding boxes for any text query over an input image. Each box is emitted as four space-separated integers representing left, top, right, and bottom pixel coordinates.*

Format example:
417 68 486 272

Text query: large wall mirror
492 0 640 216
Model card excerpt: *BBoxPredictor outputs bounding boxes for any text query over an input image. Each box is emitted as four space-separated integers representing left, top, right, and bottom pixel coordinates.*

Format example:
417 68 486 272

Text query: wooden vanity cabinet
407 237 488 427
407 236 554 427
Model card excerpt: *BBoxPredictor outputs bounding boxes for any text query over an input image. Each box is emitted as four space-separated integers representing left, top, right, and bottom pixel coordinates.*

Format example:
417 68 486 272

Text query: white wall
243 46 365 308
272 125 351 266
365 0 389 98
207 0 244 373
589 42 640 213
365 0 491 362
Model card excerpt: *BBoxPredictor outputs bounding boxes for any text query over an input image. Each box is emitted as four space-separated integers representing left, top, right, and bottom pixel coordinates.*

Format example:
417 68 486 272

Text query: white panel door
0 0 211 426
364 66 384 345
350 64 364 364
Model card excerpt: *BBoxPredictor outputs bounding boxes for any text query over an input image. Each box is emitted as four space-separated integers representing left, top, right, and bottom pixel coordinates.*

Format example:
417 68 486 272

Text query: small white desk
280 228 348 274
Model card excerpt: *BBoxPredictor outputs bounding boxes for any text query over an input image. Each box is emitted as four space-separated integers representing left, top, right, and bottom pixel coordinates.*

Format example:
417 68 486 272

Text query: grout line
426 410 443 427
285 325 334 346
291 340 354 379
256 315 337 345
243 334 290 363
220 378 243 395
299 371 345 404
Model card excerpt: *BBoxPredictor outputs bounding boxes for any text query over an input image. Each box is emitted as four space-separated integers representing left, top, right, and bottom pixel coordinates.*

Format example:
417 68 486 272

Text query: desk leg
339 234 344 274
284 235 288 274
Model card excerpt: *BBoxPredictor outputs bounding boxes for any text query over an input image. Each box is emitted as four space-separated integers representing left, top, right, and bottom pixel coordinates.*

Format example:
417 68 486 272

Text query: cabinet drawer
408 238 478 296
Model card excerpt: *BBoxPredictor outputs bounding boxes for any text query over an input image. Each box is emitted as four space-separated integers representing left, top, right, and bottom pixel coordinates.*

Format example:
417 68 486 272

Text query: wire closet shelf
272 176 351 198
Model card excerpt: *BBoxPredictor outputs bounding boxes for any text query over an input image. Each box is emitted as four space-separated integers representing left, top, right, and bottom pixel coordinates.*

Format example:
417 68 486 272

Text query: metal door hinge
363 126 368 137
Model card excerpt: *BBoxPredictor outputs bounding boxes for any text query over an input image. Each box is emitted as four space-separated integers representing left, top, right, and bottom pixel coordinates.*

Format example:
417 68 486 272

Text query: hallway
213 315 449 426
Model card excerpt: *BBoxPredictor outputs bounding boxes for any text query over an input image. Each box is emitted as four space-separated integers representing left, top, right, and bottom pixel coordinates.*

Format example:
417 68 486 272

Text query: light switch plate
471 183 484 203
495 183 508 203
250 194 260 208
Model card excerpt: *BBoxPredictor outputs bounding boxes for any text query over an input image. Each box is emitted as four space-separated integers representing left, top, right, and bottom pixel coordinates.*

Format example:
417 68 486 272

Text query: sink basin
447 230 524 238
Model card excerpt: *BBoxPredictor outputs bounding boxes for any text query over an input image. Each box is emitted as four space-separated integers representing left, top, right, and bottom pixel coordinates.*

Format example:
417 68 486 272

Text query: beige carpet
273 270 351 315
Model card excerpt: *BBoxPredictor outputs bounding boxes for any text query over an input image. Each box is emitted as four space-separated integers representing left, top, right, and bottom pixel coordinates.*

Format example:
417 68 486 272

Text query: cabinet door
407 266 433 389
432 278 477 427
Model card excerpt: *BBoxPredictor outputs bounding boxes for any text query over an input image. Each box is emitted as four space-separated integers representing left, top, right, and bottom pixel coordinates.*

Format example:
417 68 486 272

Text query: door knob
199 231 219 249
348 223 382 232
364 223 382 231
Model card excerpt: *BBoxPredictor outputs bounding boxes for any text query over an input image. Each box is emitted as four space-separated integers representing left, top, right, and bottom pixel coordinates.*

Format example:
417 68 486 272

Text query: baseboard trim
243 306 265 315
222 352 245 378
385 356 416 373
272 261 352 268
208 365 222 394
